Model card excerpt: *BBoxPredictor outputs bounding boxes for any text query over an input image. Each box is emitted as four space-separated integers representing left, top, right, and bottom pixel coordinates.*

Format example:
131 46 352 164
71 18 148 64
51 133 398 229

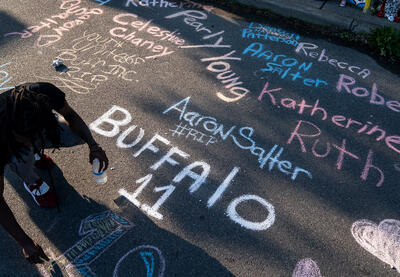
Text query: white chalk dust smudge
292 258 322 277
351 219 400 273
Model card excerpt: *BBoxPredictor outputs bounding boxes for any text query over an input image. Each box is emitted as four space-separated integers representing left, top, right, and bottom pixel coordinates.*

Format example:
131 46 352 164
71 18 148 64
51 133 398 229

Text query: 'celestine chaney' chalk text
110 13 185 59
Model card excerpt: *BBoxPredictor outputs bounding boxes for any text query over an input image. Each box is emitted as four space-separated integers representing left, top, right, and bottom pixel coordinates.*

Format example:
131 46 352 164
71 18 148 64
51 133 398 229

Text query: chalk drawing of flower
351 219 400 273
292 258 322 277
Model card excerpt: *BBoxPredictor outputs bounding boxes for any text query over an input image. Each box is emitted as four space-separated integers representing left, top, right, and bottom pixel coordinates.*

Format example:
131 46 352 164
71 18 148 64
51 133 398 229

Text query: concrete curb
234 0 400 33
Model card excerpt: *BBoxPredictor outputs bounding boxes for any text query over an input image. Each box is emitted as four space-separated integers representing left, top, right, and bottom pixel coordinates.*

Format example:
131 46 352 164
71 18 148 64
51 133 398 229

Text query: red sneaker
23 179 58 208
34 154 55 169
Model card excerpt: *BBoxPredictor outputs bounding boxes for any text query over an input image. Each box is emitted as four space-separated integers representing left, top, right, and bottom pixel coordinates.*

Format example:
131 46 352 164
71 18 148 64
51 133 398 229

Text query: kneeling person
0 82 108 264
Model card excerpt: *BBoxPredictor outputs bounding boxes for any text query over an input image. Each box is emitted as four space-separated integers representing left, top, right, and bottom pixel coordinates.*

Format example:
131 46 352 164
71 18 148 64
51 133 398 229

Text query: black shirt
0 82 66 175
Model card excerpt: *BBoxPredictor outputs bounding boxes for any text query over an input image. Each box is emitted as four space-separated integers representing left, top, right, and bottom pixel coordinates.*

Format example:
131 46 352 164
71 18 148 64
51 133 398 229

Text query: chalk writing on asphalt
163 97 312 181
38 211 165 276
242 22 300 47
0 62 14 91
113 245 165 277
89 106 278 231
118 171 276 231
200 51 250 103
39 211 133 276
94 0 112 5
244 42 328 88
110 13 185 59
3 0 103 47
289 121 385 187
34 31 145 94
125 0 214 11
336 74 400 113
164 10 251 103
170 122 218 146
2 2 397 276
257 82 386 187
295 42 371 79
257 81 400 156
247 22 301 41
166 10 228 48
242 28 299 47
351 219 400 273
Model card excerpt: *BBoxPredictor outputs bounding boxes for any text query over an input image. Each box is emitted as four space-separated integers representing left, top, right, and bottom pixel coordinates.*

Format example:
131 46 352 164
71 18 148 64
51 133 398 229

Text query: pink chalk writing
3 0 103 47
336 74 400 113
125 0 214 12
287 120 385 187
295 42 371 79
258 81 400 155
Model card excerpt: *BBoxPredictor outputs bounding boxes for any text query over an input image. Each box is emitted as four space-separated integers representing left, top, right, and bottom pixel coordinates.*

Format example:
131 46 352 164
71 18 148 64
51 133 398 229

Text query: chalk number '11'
119 172 276 231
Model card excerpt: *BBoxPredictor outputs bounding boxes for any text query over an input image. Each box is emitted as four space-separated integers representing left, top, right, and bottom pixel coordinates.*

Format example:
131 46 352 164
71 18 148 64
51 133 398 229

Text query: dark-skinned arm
0 175 49 263
56 101 109 171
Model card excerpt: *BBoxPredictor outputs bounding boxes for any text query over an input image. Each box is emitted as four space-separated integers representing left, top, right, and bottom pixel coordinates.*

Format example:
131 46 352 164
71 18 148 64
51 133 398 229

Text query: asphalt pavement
0 0 399 276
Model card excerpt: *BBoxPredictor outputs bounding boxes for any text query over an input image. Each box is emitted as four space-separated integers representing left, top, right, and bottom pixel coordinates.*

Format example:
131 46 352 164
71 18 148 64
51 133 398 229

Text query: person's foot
340 0 346 7
34 154 55 169
24 179 58 208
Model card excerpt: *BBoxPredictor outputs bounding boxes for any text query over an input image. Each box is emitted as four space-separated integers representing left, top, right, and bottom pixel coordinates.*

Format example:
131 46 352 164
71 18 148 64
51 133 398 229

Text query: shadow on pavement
1 0 399 276
2 158 235 276
113 196 236 277
0 11 26 47
2 161 110 276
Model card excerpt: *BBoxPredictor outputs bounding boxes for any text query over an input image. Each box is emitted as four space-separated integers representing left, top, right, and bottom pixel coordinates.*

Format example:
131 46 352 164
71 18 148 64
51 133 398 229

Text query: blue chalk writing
94 0 112 5
76 265 96 277
248 22 300 40
243 42 312 71
140 251 155 277
110 213 131 225
242 29 298 46
242 42 328 88
0 62 14 91
241 22 300 46
74 230 125 264
85 213 108 222
44 211 133 276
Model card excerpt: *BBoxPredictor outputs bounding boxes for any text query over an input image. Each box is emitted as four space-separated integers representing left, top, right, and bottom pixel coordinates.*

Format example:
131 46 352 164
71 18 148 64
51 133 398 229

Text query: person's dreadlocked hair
0 85 62 173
